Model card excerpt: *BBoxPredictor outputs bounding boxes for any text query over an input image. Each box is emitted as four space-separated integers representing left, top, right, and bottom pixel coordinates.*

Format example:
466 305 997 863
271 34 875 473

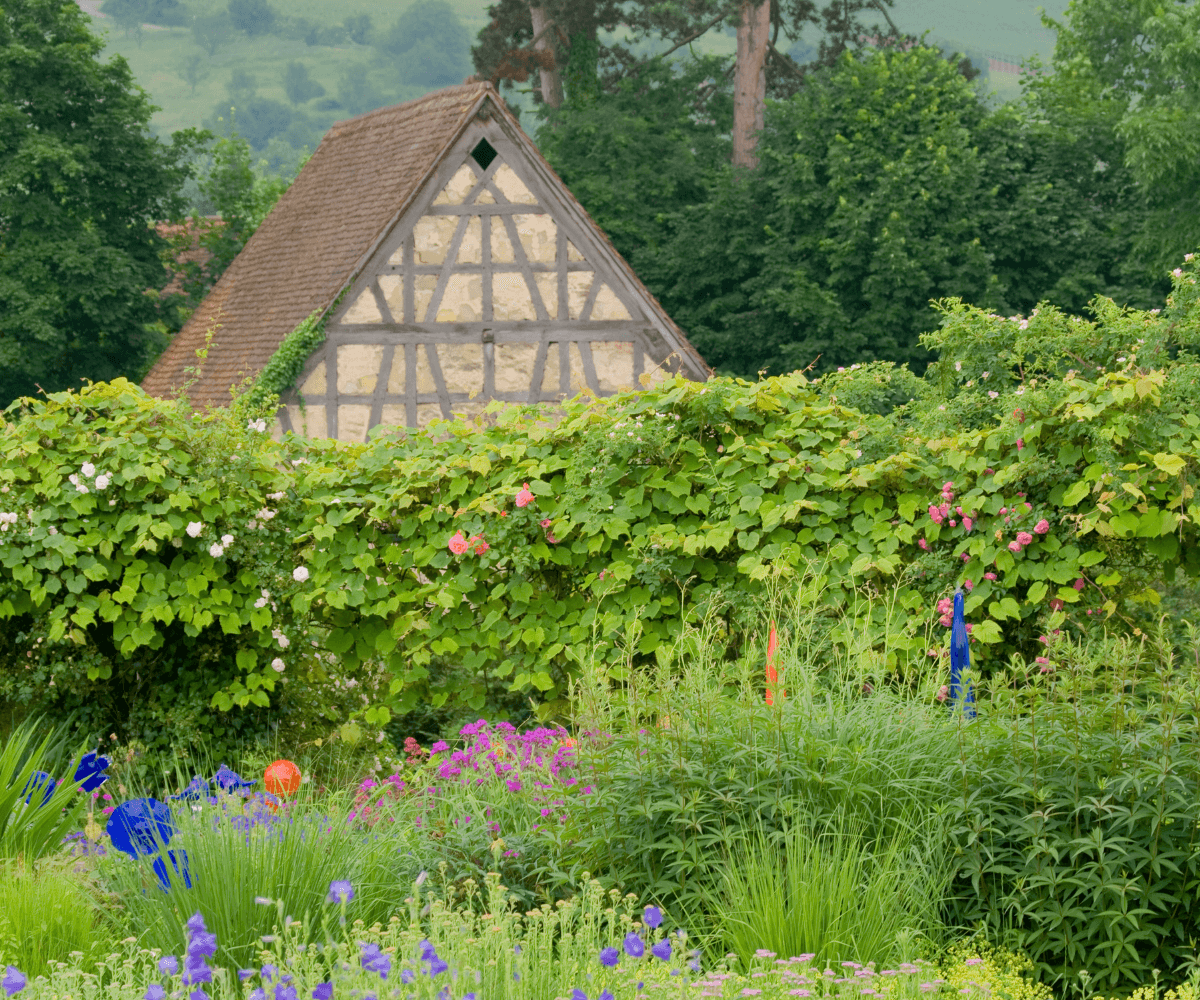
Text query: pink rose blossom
1008 540 1022 553
540 518 552 528
918 538 930 551
984 572 997 580
936 685 948 703
474 539 490 555
963 579 973 591
961 552 970 562
1016 438 1024 451
515 484 535 507
1050 598 1064 611
448 531 470 555
956 506 963 516
999 507 1007 515
949 519 957 527
1035 656 1049 665
1073 578 1085 591
1034 519 1050 534
939 502 951 519
1016 531 1034 546
963 517 973 532
928 505 944 524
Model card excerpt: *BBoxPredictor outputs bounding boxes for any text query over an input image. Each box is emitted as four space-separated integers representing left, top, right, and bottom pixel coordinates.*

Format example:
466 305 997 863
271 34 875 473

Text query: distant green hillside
78 0 1064 162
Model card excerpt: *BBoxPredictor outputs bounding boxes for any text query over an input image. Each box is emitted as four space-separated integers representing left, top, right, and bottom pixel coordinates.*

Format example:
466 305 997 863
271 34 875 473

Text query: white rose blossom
221 533 234 545
94 474 110 489
209 543 224 557
186 522 203 538
293 566 309 583
81 463 95 478
271 658 286 672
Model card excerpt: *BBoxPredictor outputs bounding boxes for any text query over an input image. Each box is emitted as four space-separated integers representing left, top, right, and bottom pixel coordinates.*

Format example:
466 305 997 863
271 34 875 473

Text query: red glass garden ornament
264 759 302 799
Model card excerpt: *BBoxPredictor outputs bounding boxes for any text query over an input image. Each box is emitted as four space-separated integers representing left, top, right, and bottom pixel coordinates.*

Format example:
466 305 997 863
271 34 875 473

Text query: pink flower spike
448 531 470 555
1034 519 1049 534
539 518 552 528
918 538 930 551
1073 578 1085 591
928 505 943 524
964 579 973 591
1016 531 1034 546
515 484 535 507
984 572 997 581
949 519 957 527
999 507 1007 515
1035 656 1049 664
960 552 970 562
936 685 948 703
1016 438 1024 451
962 517 973 532
1008 541 1022 553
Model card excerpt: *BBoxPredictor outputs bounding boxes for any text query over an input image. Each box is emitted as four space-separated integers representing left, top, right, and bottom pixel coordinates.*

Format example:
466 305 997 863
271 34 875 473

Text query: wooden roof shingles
143 83 489 403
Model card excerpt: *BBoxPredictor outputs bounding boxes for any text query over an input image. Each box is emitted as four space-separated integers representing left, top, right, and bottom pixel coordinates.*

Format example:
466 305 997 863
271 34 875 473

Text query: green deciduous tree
381 0 471 89
0 0 201 408
1044 0 1200 281
536 56 733 262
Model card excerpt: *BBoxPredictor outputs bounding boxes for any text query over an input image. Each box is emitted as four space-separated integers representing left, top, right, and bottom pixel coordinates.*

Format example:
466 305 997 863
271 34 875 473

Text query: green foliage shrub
1 263 1199 742
946 626 1200 991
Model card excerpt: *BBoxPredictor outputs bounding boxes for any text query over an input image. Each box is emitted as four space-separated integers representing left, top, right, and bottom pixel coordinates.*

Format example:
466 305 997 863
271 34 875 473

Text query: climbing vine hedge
1 260 1198 735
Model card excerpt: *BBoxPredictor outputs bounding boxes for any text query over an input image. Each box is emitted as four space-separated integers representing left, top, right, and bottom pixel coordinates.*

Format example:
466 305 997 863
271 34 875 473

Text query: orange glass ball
264 759 302 798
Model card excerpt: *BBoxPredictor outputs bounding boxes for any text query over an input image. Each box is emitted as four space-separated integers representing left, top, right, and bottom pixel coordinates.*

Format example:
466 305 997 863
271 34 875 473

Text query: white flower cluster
271 658 286 673
258 508 276 521
272 628 290 649
247 419 268 433
292 566 309 583
267 492 286 501
187 521 204 538
254 588 270 609
68 463 111 495
0 512 17 533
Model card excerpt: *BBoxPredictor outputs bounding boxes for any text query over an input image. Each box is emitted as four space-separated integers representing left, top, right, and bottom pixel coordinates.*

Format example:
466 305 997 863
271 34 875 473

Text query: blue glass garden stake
21 770 56 806
106 798 175 859
949 588 977 718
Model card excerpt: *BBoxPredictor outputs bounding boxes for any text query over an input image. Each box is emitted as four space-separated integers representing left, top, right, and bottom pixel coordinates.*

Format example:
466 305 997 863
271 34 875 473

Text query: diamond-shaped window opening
470 137 498 170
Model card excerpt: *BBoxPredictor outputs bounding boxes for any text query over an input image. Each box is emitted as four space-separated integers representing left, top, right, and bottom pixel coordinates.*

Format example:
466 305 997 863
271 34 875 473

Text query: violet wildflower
360 944 391 980
652 939 672 961
159 957 179 977
250 991 266 1000
145 987 166 1000
274 985 298 1000
312 986 333 1000
624 932 646 958
238 971 255 982
600 947 620 968
401 971 415 985
644 906 663 929
599 992 615 1000
418 940 448 977
2 970 26 999
573 991 589 1000
327 880 354 904
261 965 278 982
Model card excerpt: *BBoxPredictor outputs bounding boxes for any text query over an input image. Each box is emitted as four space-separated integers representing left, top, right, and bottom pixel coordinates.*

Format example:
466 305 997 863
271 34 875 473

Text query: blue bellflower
643 906 663 929
623 932 645 958
311 986 333 1000
3 967 27 997
599 947 619 968
360 944 391 980
327 880 354 904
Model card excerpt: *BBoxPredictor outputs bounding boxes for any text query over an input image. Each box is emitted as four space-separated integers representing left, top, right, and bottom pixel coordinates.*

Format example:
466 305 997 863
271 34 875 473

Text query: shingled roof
143 82 708 405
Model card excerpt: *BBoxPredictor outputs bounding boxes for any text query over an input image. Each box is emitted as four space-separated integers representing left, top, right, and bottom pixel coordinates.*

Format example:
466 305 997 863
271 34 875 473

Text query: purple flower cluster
146 912 217 1000
580 908 698 999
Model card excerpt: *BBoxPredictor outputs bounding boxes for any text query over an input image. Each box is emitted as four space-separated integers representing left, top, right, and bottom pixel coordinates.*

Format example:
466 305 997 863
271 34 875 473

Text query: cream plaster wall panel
475 188 496 204
415 347 437 394
300 361 326 396
337 344 383 394
338 405 372 442
542 343 561 393
379 404 407 428
388 245 404 264
490 224 515 264
438 343 484 394
386 351 405 394
433 165 477 205
569 343 590 393
437 274 483 322
640 358 671 388
493 163 538 204
413 216 457 264
343 288 382 324
378 275 403 319
493 273 536 321
415 275 437 322
567 240 585 262
493 342 538 392
534 273 558 319
287 405 326 439
416 403 443 428
591 283 632 321
591 341 636 392
456 216 483 264
450 398 489 424
272 417 286 442
567 272 593 319
512 214 556 263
